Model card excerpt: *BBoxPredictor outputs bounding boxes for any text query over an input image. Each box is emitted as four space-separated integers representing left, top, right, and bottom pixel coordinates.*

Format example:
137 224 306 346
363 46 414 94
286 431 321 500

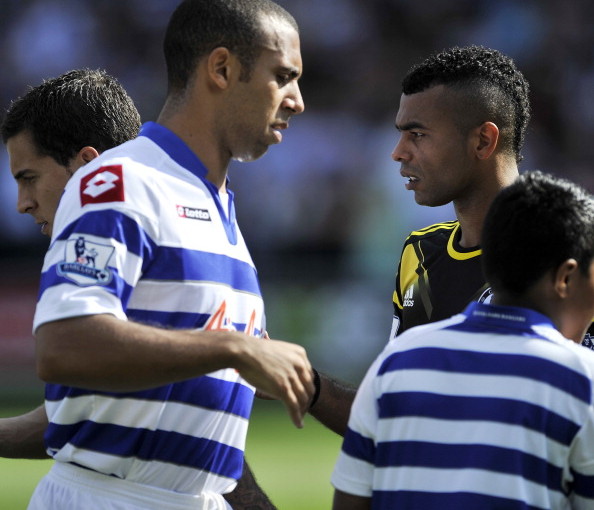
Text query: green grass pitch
0 399 342 509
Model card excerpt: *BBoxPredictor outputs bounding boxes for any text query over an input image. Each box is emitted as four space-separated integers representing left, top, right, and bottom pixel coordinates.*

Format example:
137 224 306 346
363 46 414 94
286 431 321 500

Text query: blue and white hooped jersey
33 122 265 496
333 302 594 509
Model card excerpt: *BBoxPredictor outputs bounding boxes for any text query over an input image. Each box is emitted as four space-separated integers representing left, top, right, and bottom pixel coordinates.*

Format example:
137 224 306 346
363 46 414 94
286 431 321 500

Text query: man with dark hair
2 64 279 509
389 45 530 335
24 0 311 508
332 170 594 509
309 45 539 437
0 67 141 460
2 68 141 237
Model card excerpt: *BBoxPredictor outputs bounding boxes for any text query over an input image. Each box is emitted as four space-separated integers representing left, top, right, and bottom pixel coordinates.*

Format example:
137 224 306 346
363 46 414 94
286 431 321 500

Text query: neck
157 96 229 191
455 161 519 248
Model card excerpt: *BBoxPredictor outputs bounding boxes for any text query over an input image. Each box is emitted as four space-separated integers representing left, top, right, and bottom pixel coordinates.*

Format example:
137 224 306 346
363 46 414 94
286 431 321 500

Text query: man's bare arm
0 404 48 459
308 371 357 437
224 460 277 510
36 314 314 428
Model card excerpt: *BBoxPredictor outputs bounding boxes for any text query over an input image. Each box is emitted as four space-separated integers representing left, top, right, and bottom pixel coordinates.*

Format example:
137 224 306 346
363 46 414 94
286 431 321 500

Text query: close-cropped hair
482 170 594 295
164 0 298 91
1 68 141 166
402 45 530 163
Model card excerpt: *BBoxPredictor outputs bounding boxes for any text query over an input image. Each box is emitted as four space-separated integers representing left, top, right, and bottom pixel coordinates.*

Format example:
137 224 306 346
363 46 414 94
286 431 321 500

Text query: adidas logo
403 286 414 307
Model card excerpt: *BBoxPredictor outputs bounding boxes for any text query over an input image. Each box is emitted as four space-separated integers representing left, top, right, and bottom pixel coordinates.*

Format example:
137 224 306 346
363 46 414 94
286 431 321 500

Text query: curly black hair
402 45 530 163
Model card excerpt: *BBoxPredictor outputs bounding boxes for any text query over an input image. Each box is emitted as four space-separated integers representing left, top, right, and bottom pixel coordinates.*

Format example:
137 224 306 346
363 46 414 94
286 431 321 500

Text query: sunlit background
3 0 592 389
1 0 593 507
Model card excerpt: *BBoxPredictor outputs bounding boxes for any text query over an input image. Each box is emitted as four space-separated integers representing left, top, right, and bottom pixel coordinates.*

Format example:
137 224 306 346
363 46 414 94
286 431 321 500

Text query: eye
20 175 37 184
276 74 291 86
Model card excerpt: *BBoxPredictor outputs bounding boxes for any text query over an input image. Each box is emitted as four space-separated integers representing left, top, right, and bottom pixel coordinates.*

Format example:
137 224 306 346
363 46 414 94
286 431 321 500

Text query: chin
232 146 268 163
416 195 449 208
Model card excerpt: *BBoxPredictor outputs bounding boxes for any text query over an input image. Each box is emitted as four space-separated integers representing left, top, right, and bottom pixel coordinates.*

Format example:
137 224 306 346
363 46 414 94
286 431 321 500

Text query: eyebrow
395 121 426 132
279 66 301 80
13 169 34 181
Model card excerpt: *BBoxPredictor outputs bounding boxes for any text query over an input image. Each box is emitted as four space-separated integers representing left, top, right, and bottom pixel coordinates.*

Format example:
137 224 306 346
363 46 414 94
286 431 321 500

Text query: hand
254 331 276 401
237 335 314 428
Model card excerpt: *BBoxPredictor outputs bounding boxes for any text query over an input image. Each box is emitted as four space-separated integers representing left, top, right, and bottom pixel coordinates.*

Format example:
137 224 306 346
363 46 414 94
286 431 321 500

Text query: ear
553 258 579 299
474 121 499 160
206 47 239 90
71 146 100 172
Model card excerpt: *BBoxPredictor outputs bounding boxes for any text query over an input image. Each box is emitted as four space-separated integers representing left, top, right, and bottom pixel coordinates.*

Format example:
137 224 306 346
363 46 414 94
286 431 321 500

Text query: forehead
257 16 302 72
395 85 459 129
6 130 59 177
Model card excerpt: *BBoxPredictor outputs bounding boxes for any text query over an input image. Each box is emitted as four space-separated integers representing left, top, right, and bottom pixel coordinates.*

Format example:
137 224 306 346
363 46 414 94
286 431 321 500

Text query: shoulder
553 339 594 378
404 220 459 244
381 313 465 360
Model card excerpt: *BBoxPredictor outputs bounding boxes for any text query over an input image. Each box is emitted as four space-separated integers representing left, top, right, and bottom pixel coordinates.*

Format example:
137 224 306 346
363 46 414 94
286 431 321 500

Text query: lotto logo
80 165 125 206
176 205 211 221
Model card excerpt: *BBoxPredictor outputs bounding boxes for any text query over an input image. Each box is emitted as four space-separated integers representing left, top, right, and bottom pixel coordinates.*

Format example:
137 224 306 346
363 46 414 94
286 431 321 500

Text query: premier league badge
57 235 115 285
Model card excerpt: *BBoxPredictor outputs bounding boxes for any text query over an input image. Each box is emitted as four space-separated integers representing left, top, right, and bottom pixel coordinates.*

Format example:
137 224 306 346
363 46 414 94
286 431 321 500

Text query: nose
17 189 35 215
284 82 305 115
391 133 408 162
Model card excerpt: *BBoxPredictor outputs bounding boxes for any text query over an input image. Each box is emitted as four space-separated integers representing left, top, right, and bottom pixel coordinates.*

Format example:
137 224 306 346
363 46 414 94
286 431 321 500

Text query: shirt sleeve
568 394 594 509
331 353 384 497
33 161 157 331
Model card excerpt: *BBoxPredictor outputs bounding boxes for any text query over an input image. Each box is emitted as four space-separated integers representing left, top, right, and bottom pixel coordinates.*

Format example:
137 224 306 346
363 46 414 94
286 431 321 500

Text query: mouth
400 171 420 190
38 221 49 236
271 122 287 143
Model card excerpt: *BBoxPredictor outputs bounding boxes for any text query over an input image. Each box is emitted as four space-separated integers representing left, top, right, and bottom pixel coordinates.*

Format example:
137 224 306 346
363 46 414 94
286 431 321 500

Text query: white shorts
27 462 230 510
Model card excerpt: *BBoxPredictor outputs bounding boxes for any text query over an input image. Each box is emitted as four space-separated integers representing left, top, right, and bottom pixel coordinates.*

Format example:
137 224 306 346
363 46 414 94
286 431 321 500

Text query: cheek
44 183 68 209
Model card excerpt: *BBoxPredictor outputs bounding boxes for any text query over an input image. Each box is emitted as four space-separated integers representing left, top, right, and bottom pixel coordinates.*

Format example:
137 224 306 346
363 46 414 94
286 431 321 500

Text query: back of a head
163 0 298 91
482 170 594 296
402 45 530 163
1 69 141 166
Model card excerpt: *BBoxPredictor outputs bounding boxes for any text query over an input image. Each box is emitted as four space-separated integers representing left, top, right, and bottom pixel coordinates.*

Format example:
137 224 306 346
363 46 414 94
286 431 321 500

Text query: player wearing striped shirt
332 171 594 509
26 1 312 509
308 45 534 438
392 220 594 345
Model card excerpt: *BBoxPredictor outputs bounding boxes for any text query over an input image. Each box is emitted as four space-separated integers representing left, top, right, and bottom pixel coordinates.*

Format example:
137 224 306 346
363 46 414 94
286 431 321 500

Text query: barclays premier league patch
57 235 115 285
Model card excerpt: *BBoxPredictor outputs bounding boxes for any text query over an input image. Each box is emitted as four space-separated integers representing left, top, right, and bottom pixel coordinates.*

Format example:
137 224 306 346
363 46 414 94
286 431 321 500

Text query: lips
271 122 288 144
400 169 420 191
400 169 420 184
272 122 288 133
38 221 49 235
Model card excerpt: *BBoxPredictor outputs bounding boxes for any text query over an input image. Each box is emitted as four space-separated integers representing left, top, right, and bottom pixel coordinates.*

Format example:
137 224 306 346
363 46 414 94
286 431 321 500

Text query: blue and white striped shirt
34 122 265 496
332 301 594 509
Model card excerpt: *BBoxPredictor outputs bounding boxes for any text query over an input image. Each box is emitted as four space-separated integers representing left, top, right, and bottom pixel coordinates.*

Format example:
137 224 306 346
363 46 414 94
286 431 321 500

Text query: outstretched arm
0 404 48 459
36 314 314 428
224 460 277 509
308 371 357 437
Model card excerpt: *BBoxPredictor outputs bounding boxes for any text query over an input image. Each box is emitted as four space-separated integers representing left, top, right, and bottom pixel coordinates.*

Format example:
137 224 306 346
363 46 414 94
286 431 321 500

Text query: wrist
309 368 321 410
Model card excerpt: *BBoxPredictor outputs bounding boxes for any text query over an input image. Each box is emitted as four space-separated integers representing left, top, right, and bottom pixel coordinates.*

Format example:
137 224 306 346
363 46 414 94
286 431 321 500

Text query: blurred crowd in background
1 0 593 386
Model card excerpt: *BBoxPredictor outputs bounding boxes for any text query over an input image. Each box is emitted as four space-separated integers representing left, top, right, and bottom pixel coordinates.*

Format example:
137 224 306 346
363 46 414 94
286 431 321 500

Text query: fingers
239 336 314 427
280 358 314 428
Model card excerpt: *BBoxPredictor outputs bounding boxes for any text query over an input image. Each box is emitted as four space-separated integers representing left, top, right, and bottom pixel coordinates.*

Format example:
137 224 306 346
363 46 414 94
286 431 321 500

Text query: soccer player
1 67 278 508
332 170 594 509
1 68 141 461
31 0 312 505
389 45 530 337
308 45 575 438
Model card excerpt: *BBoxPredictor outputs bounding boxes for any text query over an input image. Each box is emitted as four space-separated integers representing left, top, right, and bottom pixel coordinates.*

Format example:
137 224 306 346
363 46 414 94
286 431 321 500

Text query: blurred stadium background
1 0 593 506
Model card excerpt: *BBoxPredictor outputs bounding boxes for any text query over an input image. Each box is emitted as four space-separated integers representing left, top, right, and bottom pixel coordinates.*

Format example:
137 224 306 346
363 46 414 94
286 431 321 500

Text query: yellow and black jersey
391 220 594 348
392 221 490 336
